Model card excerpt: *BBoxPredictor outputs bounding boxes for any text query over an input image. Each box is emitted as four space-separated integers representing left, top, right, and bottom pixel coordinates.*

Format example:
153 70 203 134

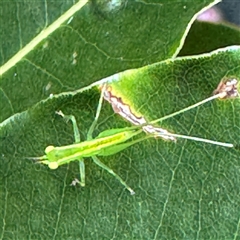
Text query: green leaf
1 1 240 239
1 46 240 239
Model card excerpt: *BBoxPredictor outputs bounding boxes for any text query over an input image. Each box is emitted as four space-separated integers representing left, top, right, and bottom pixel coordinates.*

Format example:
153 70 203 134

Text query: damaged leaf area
213 77 239 99
101 84 176 141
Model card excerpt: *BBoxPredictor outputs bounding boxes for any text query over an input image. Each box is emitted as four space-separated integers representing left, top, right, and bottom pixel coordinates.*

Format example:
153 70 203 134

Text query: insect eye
45 145 55 154
49 162 59 169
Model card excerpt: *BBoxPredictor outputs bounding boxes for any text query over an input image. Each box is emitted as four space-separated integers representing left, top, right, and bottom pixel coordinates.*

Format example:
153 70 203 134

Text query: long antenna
150 93 222 125
158 132 234 148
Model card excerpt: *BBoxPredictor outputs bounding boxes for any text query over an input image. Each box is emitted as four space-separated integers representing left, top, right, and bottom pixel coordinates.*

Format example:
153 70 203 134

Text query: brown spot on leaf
213 78 239 99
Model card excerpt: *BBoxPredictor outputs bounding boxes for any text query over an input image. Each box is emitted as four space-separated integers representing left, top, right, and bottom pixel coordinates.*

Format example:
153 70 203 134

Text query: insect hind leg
92 156 135 195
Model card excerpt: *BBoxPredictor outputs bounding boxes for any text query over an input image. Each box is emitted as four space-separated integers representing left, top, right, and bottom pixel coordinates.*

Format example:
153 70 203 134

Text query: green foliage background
1 0 240 239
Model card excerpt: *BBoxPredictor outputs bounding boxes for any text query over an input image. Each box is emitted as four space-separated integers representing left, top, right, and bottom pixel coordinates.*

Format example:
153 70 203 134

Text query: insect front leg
56 110 86 187
78 160 85 187
87 84 106 140
91 156 135 195
56 110 81 142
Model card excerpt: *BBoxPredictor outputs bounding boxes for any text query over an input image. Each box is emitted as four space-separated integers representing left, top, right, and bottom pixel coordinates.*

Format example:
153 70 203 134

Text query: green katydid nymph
31 80 238 195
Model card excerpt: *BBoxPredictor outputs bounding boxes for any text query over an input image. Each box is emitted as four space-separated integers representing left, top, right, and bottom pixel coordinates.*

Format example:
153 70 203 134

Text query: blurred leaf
179 20 240 56
1 45 240 239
